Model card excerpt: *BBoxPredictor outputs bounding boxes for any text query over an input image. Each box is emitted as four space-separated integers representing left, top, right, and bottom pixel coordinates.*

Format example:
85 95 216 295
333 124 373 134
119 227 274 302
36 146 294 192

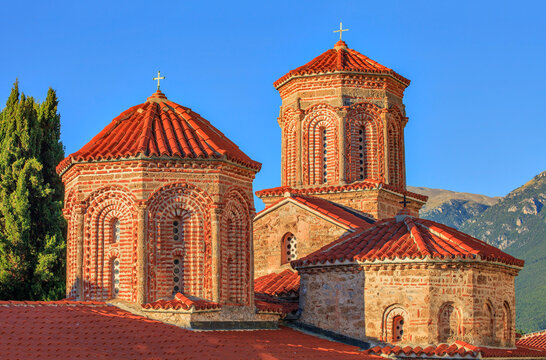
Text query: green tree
0 81 66 300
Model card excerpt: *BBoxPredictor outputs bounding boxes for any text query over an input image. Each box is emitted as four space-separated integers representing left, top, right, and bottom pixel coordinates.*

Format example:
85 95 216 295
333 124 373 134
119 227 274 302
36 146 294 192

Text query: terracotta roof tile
518 330 546 350
274 40 410 88
142 292 221 311
0 302 377 359
255 269 300 297
292 216 524 268
57 91 261 174
256 183 428 203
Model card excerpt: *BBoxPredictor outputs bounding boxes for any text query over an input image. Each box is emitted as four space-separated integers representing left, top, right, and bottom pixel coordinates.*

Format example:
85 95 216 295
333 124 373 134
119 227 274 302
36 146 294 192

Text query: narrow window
173 218 183 242
358 128 365 180
392 315 404 342
282 233 297 264
112 258 120 298
322 129 328 183
112 219 120 243
173 258 183 295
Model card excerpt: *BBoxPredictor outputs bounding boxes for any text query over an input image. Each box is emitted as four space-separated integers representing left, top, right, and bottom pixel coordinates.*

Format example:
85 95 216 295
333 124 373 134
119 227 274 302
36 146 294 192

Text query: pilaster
136 202 147 304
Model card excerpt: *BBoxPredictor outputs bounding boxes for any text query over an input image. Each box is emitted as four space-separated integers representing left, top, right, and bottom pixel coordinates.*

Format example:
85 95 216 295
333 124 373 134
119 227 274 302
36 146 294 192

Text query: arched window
392 315 405 342
502 302 512 346
281 233 297 264
172 258 183 295
438 303 461 342
322 128 328 184
111 258 120 298
358 127 366 180
111 219 120 243
388 124 400 186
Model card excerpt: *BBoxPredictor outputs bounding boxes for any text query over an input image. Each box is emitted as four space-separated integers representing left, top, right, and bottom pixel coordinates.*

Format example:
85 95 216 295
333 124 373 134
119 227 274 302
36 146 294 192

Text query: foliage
0 81 66 300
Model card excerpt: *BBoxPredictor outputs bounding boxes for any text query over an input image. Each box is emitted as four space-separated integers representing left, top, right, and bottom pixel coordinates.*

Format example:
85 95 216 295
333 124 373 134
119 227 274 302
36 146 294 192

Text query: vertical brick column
380 109 389 184
337 108 348 185
296 109 304 186
136 203 147 304
75 206 85 300
210 206 222 302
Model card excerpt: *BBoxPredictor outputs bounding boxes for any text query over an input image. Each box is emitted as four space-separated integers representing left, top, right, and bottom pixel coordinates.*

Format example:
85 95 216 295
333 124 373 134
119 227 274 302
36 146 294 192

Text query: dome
57 91 261 174
292 215 524 268
274 40 410 89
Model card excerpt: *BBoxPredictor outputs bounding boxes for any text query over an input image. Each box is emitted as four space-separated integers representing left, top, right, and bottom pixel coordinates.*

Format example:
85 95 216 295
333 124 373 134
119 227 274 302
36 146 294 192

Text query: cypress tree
0 81 66 300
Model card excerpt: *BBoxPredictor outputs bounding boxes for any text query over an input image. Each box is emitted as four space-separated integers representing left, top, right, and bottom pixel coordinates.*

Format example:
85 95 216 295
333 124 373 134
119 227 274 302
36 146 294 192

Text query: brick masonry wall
62 158 257 307
299 267 365 340
296 262 518 347
253 201 351 278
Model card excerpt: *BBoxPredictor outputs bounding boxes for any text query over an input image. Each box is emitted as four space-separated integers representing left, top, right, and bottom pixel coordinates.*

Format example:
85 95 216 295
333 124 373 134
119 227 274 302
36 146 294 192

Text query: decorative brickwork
59 92 261 321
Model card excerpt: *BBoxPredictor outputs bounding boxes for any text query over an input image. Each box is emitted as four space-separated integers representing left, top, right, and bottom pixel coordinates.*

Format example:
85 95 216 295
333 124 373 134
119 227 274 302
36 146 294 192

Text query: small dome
274 41 410 88
292 216 524 268
57 91 261 173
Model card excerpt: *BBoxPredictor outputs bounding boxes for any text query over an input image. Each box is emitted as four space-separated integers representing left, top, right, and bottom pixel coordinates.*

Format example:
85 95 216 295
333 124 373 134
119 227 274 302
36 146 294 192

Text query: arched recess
438 302 463 343
282 109 298 187
502 301 513 346
146 183 213 302
220 188 252 305
83 186 137 301
382 304 409 343
346 103 383 183
302 104 339 185
483 300 496 343
387 117 403 187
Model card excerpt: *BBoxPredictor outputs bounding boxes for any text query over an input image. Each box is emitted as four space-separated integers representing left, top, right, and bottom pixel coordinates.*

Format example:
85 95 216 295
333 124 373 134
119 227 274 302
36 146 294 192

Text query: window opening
112 258 120 298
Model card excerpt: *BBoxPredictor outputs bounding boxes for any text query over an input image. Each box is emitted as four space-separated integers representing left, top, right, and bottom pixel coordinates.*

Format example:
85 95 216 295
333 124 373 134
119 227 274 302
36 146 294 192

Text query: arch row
282 108 300 187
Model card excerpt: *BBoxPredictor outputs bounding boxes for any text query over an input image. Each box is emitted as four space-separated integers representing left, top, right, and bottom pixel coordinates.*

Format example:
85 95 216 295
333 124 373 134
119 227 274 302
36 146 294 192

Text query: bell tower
257 39 427 219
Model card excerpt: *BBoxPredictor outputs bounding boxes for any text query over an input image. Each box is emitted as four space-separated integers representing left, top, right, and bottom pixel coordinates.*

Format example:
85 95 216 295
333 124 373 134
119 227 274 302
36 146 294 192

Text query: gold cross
153 71 165 91
333 22 349 41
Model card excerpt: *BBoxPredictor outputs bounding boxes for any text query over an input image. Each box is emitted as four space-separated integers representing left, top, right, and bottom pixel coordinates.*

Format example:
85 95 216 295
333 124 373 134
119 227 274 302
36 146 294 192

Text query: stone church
55 37 527 350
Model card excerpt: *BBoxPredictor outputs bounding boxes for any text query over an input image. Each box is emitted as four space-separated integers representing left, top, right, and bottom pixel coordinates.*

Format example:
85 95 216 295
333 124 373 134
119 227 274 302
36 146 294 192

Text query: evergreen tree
0 81 66 300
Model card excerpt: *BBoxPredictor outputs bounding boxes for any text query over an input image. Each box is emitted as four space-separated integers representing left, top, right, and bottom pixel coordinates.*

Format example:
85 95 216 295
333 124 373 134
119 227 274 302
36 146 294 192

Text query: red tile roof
255 295 299 315
256 194 374 230
292 216 524 268
57 91 261 174
142 292 221 311
256 183 428 203
274 40 410 88
0 301 378 359
518 330 546 350
365 341 546 359
255 269 300 297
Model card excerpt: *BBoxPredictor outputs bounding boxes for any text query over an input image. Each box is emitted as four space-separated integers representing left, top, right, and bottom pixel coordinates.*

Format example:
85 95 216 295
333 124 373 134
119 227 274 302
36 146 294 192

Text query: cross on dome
333 22 349 41
399 194 410 208
153 71 165 91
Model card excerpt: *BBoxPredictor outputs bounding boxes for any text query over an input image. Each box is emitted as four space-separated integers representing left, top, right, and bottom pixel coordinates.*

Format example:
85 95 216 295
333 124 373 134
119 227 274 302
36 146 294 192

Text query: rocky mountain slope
460 171 546 333
410 171 546 333
408 186 500 228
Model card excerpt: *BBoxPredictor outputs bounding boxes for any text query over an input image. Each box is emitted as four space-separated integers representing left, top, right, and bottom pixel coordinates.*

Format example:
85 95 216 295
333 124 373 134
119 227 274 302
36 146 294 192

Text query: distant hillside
460 171 546 333
408 186 500 228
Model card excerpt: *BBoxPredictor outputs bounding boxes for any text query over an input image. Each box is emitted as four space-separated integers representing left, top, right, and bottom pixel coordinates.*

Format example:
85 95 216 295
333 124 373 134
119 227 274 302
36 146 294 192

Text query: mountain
408 186 501 228
460 171 546 333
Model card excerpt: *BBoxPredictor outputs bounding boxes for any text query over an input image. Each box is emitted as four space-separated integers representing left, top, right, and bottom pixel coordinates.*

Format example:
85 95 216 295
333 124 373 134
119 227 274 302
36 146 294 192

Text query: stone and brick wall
297 261 518 347
253 202 351 278
62 158 257 306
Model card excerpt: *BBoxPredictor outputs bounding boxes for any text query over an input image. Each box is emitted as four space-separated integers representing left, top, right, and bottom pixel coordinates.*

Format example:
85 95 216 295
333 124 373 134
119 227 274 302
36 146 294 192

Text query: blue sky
1 1 544 211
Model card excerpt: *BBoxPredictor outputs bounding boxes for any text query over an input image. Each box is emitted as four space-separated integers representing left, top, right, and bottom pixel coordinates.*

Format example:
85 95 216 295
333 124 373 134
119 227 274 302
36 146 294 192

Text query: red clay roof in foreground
141 292 221 311
274 40 410 88
365 341 546 358
57 91 261 174
292 216 524 268
518 330 546 350
0 301 379 360
256 183 428 203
